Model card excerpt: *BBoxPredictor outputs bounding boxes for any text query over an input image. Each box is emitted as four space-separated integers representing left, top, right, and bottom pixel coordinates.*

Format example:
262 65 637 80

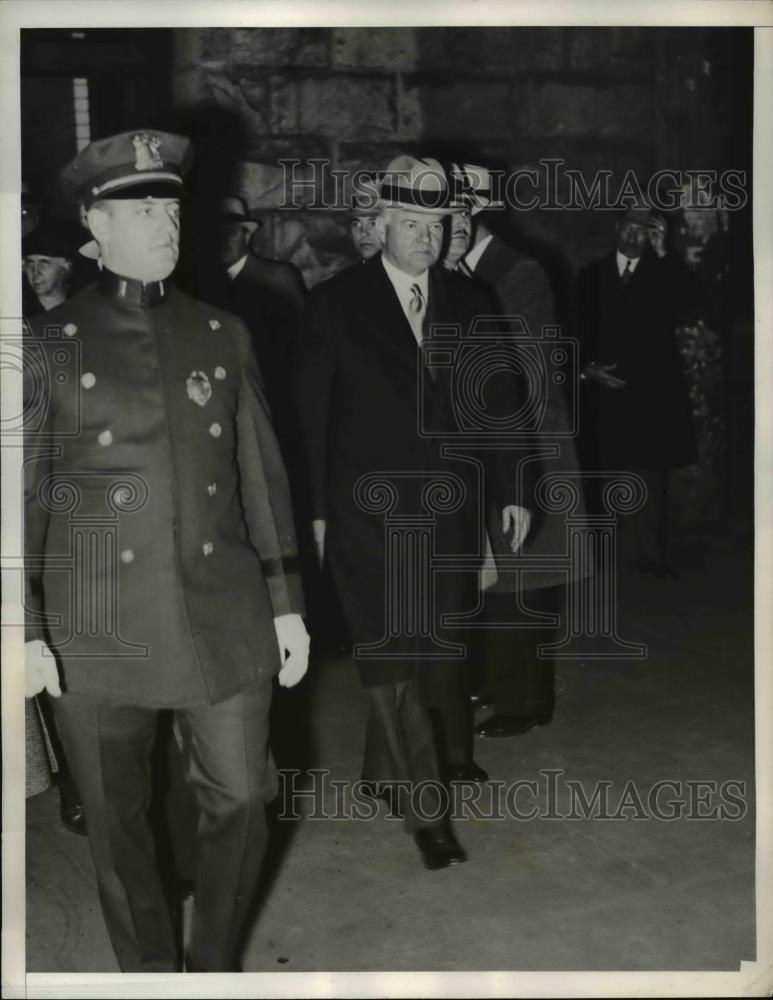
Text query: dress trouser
479 584 561 718
52 677 275 972
361 673 448 831
417 652 472 768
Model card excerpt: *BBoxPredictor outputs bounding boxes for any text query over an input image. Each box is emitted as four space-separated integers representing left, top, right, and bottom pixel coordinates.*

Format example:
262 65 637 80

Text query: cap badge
186 370 212 407
132 133 163 172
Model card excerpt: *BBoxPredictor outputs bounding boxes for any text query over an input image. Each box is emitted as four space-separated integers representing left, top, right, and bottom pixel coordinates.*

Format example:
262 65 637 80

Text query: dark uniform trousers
52 675 276 972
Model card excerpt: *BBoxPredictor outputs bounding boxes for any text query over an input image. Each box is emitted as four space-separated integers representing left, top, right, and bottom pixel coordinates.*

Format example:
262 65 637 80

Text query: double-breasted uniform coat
25 270 302 704
24 267 303 971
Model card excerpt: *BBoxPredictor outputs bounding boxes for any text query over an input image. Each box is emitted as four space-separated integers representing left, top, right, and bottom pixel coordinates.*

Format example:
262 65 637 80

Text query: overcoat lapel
360 255 423 375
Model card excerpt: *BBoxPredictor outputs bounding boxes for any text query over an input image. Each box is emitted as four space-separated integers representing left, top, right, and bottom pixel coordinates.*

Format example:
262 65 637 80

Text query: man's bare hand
25 640 61 698
502 505 532 554
274 613 311 688
584 362 627 390
311 519 326 568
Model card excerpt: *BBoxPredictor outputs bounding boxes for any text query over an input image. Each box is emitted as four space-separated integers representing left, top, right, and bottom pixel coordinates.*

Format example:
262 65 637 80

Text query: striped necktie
408 283 426 343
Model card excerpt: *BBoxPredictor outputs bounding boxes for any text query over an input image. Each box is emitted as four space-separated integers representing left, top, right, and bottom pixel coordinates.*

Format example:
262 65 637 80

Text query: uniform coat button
202 541 214 556
63 323 77 337
98 429 113 446
207 482 217 496
81 372 96 389
209 422 222 438
120 549 134 564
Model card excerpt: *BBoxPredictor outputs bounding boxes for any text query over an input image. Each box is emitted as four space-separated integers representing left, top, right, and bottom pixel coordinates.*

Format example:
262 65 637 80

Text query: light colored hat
450 163 505 216
378 155 458 214
220 195 258 234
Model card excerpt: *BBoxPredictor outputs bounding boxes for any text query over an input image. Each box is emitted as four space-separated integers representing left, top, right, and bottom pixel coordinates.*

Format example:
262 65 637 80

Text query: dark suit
295 255 527 783
468 236 588 718
575 248 697 471
575 248 697 565
25 268 303 970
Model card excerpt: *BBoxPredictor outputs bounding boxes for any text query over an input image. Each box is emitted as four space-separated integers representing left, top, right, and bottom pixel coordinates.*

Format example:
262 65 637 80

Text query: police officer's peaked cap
61 130 193 207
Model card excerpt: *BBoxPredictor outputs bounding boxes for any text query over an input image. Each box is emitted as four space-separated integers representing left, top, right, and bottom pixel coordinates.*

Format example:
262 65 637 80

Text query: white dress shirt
615 250 641 278
463 232 494 273
381 255 429 344
226 255 248 281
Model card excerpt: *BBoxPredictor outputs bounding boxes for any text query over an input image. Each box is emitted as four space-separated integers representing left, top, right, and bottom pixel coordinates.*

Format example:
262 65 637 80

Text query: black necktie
620 259 633 286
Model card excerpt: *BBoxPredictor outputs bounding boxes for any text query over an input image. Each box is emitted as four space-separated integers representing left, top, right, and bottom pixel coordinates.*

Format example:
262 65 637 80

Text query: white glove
25 640 61 698
274 613 310 688
502 504 532 554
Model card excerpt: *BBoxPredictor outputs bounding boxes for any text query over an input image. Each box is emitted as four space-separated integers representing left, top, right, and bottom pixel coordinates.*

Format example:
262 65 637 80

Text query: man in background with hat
295 155 532 869
348 178 382 262
450 161 587 740
24 130 309 972
576 204 698 577
212 195 306 437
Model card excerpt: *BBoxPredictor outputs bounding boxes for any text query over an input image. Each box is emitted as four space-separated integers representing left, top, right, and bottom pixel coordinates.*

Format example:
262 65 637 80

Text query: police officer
24 130 310 972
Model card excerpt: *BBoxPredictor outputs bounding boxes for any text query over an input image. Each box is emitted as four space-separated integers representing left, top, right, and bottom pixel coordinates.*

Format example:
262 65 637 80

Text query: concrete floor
25 523 755 974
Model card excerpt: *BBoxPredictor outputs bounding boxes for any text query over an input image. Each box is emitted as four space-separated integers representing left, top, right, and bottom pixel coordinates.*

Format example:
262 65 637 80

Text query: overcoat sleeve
23 324 55 642
498 257 554 339
232 319 305 617
293 288 336 521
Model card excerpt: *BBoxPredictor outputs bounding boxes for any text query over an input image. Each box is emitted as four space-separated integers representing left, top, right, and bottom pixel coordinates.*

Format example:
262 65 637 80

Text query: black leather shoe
359 779 403 816
60 801 87 836
414 824 467 870
447 761 489 783
474 713 551 738
469 693 494 712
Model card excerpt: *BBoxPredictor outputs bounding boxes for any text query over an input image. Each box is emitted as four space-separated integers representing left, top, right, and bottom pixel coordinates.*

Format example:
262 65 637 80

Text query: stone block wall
173 27 745 295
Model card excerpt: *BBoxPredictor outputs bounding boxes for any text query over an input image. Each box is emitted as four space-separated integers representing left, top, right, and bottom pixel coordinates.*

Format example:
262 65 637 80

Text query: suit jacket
24 268 304 708
471 236 587 592
575 248 697 470
295 254 531 681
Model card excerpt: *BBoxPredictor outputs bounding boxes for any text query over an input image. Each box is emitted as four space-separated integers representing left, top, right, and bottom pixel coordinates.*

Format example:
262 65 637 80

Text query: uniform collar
97 267 171 307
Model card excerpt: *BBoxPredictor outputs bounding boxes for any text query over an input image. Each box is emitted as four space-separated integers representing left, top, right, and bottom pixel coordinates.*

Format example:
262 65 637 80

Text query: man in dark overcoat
205 195 306 453
450 162 589 737
23 130 309 972
295 156 532 868
575 205 698 576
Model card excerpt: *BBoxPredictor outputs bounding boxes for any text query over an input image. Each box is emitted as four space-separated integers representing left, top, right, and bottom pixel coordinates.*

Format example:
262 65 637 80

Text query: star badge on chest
186 370 212 407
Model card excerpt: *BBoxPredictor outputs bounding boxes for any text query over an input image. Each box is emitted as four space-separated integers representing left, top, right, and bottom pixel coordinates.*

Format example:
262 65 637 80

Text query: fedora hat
450 163 505 216
219 195 258 234
378 155 458 214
